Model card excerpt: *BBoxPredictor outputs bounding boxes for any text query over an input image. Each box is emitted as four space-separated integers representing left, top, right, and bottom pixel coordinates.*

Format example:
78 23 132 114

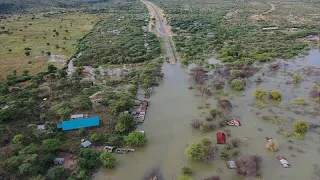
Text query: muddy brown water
94 50 320 180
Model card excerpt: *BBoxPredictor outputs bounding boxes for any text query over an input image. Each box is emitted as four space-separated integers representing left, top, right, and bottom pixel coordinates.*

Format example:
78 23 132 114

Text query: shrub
235 155 262 177
12 134 24 144
46 166 70 180
230 79 245 91
190 119 202 129
77 149 101 170
77 128 85 136
185 142 206 160
230 138 241 148
294 121 308 134
41 139 61 152
292 74 302 83
124 131 147 147
201 137 212 147
178 174 193 180
253 88 267 100
209 109 221 118
90 133 102 143
220 151 230 160
292 97 308 105
181 166 193 176
269 90 282 101
100 152 116 168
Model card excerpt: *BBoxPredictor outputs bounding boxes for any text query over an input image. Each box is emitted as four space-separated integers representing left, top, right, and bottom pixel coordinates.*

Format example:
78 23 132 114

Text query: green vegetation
153 0 319 65
230 79 245 91
253 88 267 100
115 112 135 133
294 121 308 134
100 152 116 168
124 131 147 147
185 142 206 160
292 73 302 84
269 90 282 101
74 2 161 66
292 97 308 105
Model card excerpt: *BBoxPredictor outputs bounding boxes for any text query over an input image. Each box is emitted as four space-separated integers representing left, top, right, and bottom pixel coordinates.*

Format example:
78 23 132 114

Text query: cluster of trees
74 3 161 66
155 0 320 65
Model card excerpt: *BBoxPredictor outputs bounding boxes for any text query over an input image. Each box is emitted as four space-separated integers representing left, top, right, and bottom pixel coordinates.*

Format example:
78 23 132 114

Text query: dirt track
141 0 176 64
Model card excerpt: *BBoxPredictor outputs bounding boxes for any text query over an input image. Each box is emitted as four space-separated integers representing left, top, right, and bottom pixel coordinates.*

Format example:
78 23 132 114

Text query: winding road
141 0 176 64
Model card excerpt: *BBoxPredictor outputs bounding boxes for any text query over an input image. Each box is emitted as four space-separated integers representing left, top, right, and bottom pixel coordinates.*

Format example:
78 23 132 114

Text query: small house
216 132 226 144
54 158 65 165
262 27 279 30
81 140 92 148
71 114 84 119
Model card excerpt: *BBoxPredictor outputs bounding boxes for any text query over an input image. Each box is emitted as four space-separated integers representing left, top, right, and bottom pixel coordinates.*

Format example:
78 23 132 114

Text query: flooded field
94 50 320 180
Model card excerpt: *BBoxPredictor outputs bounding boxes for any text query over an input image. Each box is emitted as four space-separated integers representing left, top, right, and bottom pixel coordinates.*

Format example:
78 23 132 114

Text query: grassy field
0 12 102 79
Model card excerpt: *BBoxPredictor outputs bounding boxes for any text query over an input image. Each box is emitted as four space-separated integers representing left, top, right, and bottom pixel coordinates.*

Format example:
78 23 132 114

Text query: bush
190 119 202 129
77 128 85 136
108 136 123 146
209 109 221 118
178 174 193 180
41 138 61 152
201 137 212 147
230 79 245 91
77 149 101 170
230 138 241 148
185 142 206 160
294 121 308 134
46 166 70 180
181 166 193 176
269 90 282 101
253 88 267 100
292 73 302 83
124 131 147 147
90 133 102 143
12 134 24 144
220 151 230 160
292 97 308 105
100 152 116 168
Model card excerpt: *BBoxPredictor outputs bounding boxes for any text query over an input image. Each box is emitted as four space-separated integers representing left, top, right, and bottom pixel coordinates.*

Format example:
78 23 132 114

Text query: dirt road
141 0 176 64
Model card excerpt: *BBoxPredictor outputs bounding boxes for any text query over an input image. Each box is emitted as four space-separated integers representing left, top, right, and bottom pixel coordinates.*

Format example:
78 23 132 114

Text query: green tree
100 152 116 168
124 131 147 147
230 79 245 91
294 121 308 134
42 138 62 152
47 64 57 73
89 133 102 143
185 142 206 160
253 88 267 100
58 69 67 78
46 166 70 180
115 112 135 133
73 95 92 110
76 170 89 180
269 90 282 101
77 149 101 170
13 134 24 144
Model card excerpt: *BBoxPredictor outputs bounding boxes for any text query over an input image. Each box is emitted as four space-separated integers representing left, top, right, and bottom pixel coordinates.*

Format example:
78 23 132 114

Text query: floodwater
94 50 320 180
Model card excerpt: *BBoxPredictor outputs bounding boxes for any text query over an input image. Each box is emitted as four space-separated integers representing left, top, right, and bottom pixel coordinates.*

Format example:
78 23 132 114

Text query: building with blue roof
57 117 100 131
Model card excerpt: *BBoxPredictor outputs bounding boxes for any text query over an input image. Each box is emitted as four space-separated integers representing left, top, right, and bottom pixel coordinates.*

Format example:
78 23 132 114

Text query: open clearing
0 13 102 79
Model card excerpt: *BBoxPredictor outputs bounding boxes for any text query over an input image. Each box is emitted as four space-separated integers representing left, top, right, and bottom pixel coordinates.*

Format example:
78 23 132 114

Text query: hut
216 132 226 144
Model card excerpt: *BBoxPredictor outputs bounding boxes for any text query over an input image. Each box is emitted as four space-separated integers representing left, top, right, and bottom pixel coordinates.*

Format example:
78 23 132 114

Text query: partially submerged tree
190 67 208 96
115 112 135 133
100 152 116 168
235 155 262 178
125 131 147 147
217 100 232 112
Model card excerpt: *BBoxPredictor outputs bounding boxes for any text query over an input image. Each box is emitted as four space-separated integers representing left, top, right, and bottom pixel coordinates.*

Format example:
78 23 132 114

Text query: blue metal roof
57 117 100 131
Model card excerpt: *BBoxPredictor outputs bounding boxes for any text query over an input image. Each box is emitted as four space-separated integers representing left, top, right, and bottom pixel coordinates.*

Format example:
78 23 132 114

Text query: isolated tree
185 142 206 160
8 49 12 53
115 112 135 133
125 131 147 147
46 42 50 45
23 70 29 76
25 51 30 56
100 152 116 168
